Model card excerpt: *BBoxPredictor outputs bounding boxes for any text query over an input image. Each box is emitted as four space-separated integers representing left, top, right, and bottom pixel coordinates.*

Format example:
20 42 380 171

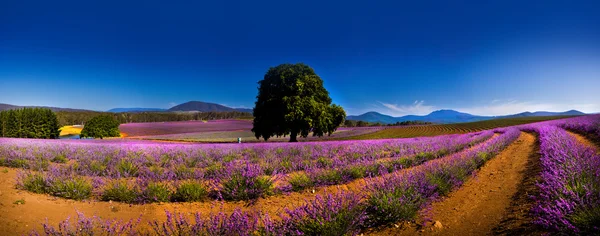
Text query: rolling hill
347 109 585 124
0 103 93 112
167 101 252 113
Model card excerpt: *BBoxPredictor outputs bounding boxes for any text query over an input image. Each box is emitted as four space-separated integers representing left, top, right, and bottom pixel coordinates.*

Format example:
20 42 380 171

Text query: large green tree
252 63 346 142
80 115 121 139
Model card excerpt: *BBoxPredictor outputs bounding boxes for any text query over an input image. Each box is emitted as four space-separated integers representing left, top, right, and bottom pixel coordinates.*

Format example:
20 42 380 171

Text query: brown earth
568 130 599 152
370 132 541 236
0 134 500 235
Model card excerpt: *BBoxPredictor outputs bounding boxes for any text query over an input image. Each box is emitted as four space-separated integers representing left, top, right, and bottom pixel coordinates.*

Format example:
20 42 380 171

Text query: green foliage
80 115 121 139
220 174 273 201
316 156 333 168
426 172 454 196
49 177 93 200
252 63 346 142
143 182 172 203
19 173 48 194
172 181 208 202
56 110 252 127
314 169 344 185
13 199 26 205
570 205 600 232
0 108 60 139
365 187 426 226
51 154 68 163
101 182 139 203
288 172 314 191
116 160 139 177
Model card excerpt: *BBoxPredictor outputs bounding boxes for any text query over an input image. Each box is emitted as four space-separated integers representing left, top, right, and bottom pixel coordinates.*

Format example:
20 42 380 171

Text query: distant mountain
503 110 585 118
347 112 398 124
0 103 93 112
168 101 252 113
0 103 20 111
347 109 585 124
108 108 167 113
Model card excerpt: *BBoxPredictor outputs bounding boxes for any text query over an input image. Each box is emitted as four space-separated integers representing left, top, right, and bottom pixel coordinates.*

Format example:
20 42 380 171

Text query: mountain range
0 103 93 112
346 109 585 124
0 101 252 113
107 101 252 113
0 102 586 124
167 101 252 113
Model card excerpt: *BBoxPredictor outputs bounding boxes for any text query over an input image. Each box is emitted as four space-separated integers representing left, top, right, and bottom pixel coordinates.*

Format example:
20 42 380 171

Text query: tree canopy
252 63 346 142
80 115 121 139
0 108 60 139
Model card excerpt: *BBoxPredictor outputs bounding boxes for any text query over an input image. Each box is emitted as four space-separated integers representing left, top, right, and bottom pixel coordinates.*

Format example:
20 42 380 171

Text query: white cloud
377 100 436 116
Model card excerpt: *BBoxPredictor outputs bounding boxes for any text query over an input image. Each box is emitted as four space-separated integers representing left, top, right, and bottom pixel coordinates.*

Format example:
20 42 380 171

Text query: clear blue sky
1 0 599 116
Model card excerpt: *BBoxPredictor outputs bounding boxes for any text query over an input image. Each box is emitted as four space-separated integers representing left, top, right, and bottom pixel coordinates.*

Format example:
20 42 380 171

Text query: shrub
51 154 68 163
48 177 93 200
220 164 273 201
89 161 108 175
17 172 48 194
143 182 172 203
40 212 139 235
172 181 208 202
116 160 139 177
174 165 194 179
150 210 259 236
288 172 314 192
316 156 333 168
425 171 454 196
204 163 223 179
280 191 365 235
10 159 29 169
31 158 50 171
101 181 139 203
365 186 427 226
342 165 367 179
313 169 344 185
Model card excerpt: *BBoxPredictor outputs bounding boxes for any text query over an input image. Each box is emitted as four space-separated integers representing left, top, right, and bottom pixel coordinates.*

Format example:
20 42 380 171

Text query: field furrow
371 132 537 235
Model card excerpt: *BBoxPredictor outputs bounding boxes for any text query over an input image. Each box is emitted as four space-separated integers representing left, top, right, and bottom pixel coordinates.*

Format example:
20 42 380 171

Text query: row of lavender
6 131 494 202
34 128 521 235
519 115 600 233
1 131 491 179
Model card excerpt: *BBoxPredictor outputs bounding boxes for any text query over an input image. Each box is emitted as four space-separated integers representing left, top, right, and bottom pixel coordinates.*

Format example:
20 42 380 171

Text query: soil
369 132 541 236
568 130 599 152
0 134 500 235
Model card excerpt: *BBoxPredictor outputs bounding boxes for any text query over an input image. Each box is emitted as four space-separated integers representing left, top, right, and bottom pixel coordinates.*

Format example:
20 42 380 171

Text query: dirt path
371 132 538 236
568 130 599 152
0 135 500 235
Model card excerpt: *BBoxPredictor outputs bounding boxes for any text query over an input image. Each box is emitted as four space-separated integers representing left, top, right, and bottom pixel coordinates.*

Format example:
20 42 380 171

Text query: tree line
56 111 253 126
344 120 433 127
0 108 60 139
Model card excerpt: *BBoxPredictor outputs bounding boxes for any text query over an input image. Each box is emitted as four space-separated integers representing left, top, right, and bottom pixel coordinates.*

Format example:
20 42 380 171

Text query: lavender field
1 115 599 235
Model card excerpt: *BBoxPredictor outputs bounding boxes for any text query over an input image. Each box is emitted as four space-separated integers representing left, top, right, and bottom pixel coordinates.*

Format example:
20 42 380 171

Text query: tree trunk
289 130 298 142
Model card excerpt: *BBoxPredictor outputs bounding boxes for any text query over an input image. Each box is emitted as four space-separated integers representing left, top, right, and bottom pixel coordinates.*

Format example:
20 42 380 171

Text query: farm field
119 119 253 137
64 119 384 142
134 126 384 143
341 115 580 140
1 115 599 235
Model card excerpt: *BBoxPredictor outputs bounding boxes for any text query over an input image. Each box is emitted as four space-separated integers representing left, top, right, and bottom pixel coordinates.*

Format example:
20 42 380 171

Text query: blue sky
1 0 599 116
